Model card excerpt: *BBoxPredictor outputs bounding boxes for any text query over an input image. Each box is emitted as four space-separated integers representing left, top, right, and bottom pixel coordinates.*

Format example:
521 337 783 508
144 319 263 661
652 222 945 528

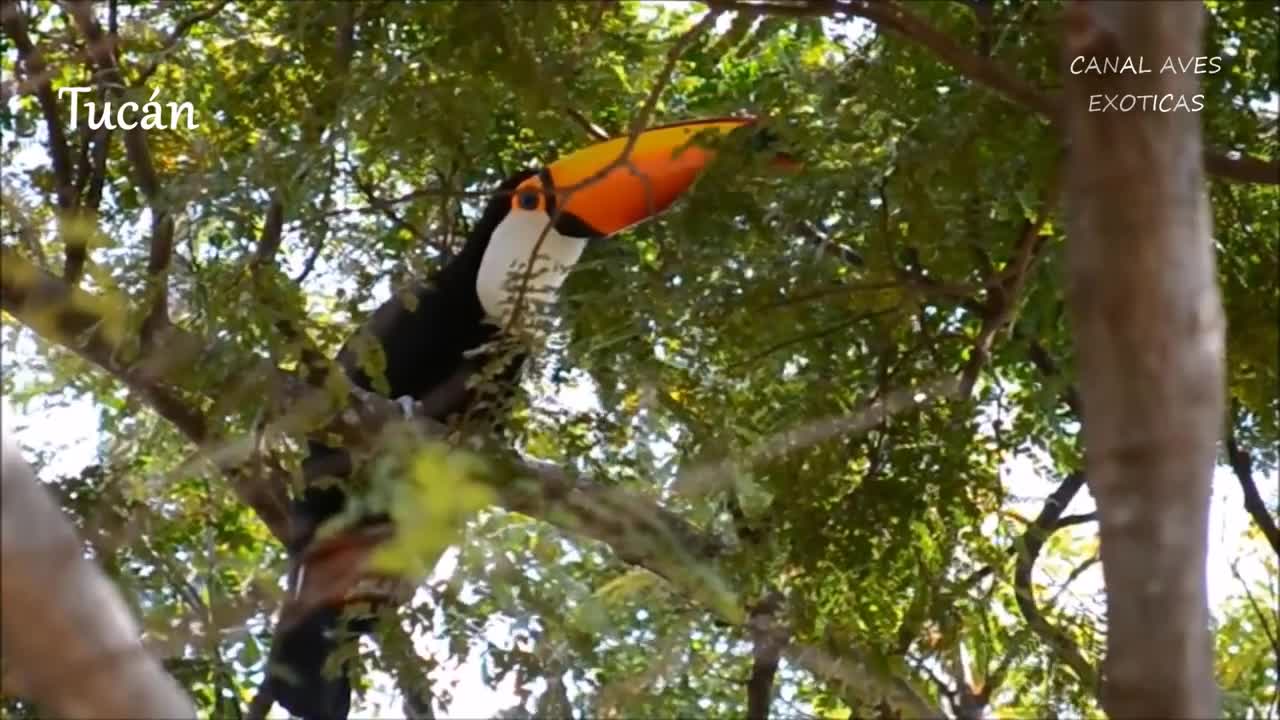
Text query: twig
318 186 505 218
292 156 339 282
293 238 326 283
259 6 356 278
1228 561 1280 712
566 107 610 140
783 636 943 719
731 305 898 369
135 0 233 84
1048 550 1102 606
352 170 429 244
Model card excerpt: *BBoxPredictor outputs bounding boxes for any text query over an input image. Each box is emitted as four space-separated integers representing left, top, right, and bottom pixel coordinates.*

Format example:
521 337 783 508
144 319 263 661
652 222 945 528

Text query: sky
3 1 1277 717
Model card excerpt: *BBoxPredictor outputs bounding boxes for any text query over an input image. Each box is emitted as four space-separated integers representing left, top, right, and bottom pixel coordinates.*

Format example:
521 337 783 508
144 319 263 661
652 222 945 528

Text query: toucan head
475 116 792 325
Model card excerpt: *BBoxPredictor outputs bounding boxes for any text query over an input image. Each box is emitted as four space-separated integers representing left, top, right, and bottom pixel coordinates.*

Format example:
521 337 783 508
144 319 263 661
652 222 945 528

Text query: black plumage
268 170 540 720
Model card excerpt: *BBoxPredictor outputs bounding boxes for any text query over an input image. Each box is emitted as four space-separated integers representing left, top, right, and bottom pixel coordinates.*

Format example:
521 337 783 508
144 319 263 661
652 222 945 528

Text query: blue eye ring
516 190 540 210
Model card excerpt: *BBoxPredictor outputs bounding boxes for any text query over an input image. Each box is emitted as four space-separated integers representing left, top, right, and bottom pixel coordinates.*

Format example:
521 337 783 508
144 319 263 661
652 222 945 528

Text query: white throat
477 211 588 328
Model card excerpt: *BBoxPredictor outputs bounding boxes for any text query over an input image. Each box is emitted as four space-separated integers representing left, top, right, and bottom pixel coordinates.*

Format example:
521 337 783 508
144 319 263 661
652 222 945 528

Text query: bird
264 116 786 720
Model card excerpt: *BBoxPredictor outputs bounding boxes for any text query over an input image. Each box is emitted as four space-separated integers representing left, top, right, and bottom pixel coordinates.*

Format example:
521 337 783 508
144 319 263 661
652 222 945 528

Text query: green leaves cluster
2 1 1276 717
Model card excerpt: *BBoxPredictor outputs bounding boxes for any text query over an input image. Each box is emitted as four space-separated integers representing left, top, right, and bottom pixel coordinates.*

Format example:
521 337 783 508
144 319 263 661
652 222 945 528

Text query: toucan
265 117 779 720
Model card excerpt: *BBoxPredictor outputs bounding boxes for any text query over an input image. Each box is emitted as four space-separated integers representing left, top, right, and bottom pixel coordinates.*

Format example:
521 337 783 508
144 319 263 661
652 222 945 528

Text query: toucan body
266 117 771 720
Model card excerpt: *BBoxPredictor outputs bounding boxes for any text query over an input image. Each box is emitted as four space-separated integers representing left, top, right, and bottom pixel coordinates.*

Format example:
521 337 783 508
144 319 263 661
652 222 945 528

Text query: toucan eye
516 190 540 211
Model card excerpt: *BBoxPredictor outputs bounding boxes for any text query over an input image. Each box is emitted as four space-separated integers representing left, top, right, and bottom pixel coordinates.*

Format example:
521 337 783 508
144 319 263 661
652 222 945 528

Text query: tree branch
566 106 610 140
2 3 76 212
1 248 209 443
0 249 298 540
841 0 1056 116
1013 471 1099 688
959 181 1057 396
1 246 941 718
352 170 429 245
2 433 197 718
1 1 88 283
134 0 233 85
717 0 1279 185
255 5 356 274
1225 419 1280 558
63 0 176 340
747 593 786 720
251 196 285 271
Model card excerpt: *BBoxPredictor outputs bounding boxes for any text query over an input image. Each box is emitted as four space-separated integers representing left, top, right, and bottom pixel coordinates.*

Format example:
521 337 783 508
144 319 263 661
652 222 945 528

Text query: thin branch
505 9 721 332
1055 511 1097 529
251 197 285 271
783 636 943 719
566 106 610 141
257 6 356 278
720 0 1279 185
315 186 503 220
676 375 964 498
959 182 1057 397
135 0 233 84
352 171 429 244
2 3 77 212
747 593 786 720
293 239 326 283
731 305 898 369
1013 471 1099 688
1226 418 1280 558
82 122 111 212
292 155 339 281
842 0 1056 115
64 0 176 337
1228 561 1280 691
1048 550 1102 606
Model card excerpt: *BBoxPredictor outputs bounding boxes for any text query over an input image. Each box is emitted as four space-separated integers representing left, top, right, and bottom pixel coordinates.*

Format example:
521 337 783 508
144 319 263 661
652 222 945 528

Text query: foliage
2 1 1276 717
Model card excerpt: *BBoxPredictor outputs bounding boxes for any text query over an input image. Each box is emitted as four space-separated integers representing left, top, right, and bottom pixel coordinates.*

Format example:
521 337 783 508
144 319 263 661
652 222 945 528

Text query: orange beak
517 116 793 238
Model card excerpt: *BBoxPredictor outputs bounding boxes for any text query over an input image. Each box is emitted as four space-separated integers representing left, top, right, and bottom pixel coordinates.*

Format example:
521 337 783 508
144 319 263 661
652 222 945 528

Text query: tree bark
1 433 196 718
1060 2 1223 718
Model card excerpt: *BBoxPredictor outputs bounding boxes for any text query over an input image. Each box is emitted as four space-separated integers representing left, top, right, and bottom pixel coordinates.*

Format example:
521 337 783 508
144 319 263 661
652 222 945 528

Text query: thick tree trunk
1 433 197 718
1060 2 1223 718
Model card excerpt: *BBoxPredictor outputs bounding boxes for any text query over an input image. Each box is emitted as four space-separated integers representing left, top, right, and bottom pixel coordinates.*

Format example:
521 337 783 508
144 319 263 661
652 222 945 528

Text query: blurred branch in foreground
1 432 197 719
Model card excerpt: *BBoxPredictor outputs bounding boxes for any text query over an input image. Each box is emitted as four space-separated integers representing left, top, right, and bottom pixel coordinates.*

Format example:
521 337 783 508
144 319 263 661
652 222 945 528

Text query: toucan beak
524 116 794 238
